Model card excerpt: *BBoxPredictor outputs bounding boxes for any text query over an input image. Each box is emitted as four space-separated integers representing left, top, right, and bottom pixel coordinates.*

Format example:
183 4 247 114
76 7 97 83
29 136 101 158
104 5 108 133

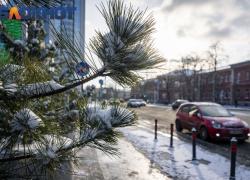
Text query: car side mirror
192 113 201 118
192 113 198 117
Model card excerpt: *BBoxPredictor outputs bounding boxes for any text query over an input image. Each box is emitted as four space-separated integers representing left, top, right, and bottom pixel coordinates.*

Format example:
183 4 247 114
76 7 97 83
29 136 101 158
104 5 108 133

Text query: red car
175 102 250 141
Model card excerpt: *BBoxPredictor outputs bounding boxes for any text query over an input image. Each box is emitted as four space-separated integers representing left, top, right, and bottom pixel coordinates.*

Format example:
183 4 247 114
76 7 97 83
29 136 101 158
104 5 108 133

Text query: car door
187 105 201 131
178 104 190 129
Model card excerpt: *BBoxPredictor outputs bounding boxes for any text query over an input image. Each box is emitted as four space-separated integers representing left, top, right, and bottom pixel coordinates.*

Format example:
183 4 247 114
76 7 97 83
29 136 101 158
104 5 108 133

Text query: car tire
200 126 210 141
175 120 183 132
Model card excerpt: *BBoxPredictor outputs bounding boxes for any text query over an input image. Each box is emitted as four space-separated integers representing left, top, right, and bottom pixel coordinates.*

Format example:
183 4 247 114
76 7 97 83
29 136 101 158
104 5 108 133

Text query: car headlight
242 121 249 128
211 121 223 129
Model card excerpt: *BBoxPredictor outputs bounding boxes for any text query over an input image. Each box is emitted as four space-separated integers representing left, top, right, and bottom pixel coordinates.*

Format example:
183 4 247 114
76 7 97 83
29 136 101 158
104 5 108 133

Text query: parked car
175 102 250 141
172 99 189 110
137 99 146 106
127 99 141 108
120 98 125 103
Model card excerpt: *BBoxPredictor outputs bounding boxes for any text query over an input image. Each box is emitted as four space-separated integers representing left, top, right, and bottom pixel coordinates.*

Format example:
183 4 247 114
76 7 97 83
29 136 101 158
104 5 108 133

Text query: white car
137 99 146 106
127 99 141 108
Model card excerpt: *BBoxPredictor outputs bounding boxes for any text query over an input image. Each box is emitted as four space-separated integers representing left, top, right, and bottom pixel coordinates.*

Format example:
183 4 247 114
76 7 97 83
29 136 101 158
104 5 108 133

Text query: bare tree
207 41 228 102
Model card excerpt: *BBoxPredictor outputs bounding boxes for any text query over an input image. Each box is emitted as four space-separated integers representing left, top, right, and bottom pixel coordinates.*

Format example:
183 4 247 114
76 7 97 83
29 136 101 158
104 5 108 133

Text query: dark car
127 99 141 108
175 102 250 141
172 99 189 110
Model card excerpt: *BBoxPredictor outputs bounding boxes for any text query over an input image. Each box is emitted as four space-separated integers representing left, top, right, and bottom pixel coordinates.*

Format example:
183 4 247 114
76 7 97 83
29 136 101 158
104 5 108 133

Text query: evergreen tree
0 0 165 179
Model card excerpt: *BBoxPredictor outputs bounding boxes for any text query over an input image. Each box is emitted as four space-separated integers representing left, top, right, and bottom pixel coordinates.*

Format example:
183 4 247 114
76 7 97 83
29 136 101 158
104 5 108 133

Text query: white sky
85 0 250 89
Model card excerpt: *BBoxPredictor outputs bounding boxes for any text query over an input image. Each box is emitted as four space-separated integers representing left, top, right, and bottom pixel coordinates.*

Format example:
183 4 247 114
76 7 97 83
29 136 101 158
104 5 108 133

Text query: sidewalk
69 138 171 180
118 126 250 180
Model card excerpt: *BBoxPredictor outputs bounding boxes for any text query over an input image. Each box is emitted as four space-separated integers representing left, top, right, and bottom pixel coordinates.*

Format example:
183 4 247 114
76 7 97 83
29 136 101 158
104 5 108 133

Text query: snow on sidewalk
118 127 250 180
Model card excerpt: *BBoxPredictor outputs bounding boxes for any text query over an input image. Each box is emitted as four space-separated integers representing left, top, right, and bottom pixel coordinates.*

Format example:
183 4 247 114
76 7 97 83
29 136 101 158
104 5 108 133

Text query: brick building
130 60 250 106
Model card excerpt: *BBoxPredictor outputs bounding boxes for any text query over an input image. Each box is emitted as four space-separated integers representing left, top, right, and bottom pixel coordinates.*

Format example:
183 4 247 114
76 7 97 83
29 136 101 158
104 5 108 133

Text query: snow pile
35 146 59 165
9 108 44 133
18 80 64 96
119 128 250 180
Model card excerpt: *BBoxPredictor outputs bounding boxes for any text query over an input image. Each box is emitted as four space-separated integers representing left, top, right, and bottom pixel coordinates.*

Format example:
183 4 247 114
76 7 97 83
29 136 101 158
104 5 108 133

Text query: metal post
170 122 174 148
192 128 197 160
190 128 199 165
230 137 237 180
155 119 157 140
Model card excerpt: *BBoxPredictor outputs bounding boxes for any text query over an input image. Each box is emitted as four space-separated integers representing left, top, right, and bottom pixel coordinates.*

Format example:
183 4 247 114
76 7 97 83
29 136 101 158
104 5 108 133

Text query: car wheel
175 120 183 132
200 126 209 141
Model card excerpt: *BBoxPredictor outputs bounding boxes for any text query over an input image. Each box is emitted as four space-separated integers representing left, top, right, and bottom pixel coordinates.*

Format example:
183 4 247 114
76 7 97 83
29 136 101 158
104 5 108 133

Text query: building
131 60 250 106
0 19 22 62
44 0 85 49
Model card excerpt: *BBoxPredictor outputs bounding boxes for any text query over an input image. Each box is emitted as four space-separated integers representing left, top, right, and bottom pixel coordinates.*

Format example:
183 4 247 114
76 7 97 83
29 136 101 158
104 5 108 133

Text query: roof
187 102 221 106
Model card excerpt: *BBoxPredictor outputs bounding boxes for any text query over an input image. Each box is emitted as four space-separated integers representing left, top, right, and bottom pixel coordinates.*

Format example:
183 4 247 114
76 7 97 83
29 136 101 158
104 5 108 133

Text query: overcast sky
85 0 250 89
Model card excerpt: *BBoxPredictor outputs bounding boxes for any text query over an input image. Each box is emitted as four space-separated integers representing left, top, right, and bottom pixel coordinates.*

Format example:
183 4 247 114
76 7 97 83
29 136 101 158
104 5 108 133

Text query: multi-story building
0 19 22 61
44 0 85 49
131 60 250 106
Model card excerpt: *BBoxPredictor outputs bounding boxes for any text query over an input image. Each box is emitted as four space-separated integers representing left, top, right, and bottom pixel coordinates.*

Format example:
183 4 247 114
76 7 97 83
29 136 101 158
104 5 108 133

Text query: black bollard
170 122 174 148
230 137 237 180
155 118 158 140
191 128 199 165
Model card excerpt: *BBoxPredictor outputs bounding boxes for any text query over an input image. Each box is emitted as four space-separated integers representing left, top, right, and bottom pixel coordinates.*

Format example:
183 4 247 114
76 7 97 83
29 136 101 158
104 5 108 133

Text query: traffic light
144 95 146 97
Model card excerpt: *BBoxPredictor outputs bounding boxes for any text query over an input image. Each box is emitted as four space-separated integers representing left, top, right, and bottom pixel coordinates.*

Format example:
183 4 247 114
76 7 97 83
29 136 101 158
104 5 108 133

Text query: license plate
229 130 243 134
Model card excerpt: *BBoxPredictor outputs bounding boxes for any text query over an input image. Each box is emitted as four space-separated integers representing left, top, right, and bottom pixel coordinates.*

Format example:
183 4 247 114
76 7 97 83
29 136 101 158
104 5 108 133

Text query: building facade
131 60 250 106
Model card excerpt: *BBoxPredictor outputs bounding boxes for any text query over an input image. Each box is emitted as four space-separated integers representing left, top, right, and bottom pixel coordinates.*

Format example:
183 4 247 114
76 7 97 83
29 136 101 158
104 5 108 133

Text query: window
220 76 223 84
225 75 228 82
236 90 240 99
245 90 249 99
162 80 166 88
228 91 231 99
189 105 199 115
204 78 206 84
224 91 227 99
237 72 241 84
175 81 180 87
229 75 231 82
180 105 189 114
190 93 192 99
246 71 249 81
211 92 213 99
162 93 166 99
175 93 179 99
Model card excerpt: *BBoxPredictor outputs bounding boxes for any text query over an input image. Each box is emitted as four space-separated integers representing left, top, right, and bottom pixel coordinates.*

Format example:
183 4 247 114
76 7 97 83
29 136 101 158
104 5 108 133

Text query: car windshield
130 100 136 102
199 105 233 117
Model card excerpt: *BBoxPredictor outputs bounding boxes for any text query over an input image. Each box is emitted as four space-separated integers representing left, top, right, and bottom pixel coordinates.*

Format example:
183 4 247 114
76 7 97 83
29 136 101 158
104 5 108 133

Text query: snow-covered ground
118 127 250 180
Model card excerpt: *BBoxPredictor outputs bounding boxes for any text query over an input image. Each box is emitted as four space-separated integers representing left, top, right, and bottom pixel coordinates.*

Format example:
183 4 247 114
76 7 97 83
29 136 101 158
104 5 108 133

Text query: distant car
120 98 125 103
137 99 146 106
172 99 189 110
108 98 120 105
175 102 250 141
127 99 141 108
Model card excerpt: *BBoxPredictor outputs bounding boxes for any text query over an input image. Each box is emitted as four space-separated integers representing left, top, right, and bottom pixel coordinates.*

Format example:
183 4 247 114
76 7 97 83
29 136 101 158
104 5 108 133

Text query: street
134 105 250 167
